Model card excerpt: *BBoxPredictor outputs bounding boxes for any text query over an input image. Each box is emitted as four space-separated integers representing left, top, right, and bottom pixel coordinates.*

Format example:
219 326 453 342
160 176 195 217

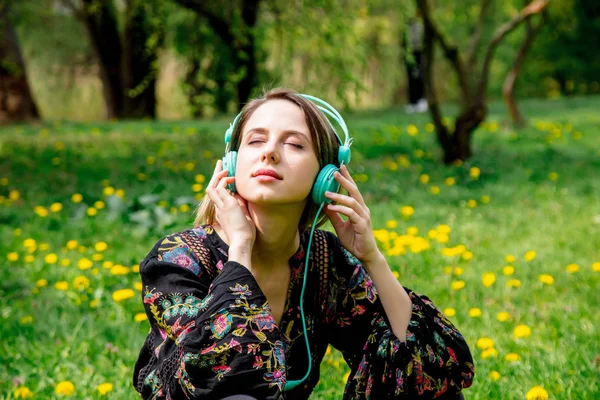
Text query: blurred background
1 0 599 399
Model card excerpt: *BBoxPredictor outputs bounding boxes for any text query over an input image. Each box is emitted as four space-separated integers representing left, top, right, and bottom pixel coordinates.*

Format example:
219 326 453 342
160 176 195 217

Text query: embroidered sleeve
133 234 284 399
326 234 475 399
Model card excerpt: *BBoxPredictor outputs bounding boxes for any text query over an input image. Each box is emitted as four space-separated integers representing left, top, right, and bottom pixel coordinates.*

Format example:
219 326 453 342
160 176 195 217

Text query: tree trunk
0 4 39 124
122 0 161 118
442 104 486 164
235 0 260 109
81 0 123 119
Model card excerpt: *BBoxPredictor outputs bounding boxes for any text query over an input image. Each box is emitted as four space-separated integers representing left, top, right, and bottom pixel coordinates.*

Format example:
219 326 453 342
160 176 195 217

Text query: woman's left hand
323 164 382 264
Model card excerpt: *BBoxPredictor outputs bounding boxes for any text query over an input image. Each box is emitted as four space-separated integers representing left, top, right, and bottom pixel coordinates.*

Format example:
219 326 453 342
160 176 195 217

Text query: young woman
133 88 475 400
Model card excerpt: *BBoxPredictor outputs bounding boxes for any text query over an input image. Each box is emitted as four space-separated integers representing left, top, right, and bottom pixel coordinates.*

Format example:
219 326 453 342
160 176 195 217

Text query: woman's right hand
206 160 256 248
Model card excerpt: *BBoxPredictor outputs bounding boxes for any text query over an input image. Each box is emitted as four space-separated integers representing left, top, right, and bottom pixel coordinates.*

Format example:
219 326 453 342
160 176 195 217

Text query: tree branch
465 0 492 69
173 0 234 44
476 0 550 100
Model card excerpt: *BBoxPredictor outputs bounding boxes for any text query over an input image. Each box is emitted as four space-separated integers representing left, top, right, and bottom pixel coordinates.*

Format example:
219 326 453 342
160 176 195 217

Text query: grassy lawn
1 95 598 399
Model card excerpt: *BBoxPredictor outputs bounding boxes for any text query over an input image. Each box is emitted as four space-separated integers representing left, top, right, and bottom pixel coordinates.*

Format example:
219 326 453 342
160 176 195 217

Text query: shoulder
144 225 216 276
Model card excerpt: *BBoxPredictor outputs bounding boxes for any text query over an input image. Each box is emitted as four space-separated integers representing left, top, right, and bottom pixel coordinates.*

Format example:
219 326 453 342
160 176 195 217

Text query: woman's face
234 99 321 206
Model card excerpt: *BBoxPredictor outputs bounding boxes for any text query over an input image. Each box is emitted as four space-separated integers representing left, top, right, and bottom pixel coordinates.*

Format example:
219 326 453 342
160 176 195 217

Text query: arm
133 235 284 399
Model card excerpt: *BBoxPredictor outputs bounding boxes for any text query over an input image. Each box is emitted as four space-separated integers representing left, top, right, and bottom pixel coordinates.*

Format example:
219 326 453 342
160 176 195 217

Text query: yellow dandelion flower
467 199 477 208
66 240 78 250
480 195 490 204
94 200 105 209
526 385 548 400
507 279 521 288
437 224 451 234
78 258 93 270
111 265 130 275
14 386 33 398
61 259 70 267
36 279 48 287
103 186 115 196
55 281 69 291
95 242 108 252
445 177 456 186
73 276 90 290
443 266 453 275
39 243 49 251
9 189 20 201
451 280 465 291
45 253 58 264
477 337 494 350
34 206 49 217
406 226 418 235
21 315 33 325
55 381 75 396
505 352 520 362
548 172 558 181
386 220 398 229
453 267 464 276
482 272 496 287
503 266 514 275
87 207 98 216
443 308 456 317
103 261 114 269
566 263 579 273
112 288 135 302
195 174 206 183
50 202 63 212
514 324 531 339
481 347 498 359
469 167 480 179
593 262 600 272
407 124 419 136
400 206 414 218
430 186 440 195
90 299 99 308
425 123 435 132
538 274 554 285
427 229 438 239
180 204 190 213
419 174 430 184
192 183 203 192
147 155 156 164
71 193 83 203
7 252 19 261
92 253 103 261
115 189 125 197
524 250 536 262
134 313 147 322
25 255 35 262
469 308 482 318
462 251 473 261
134 282 143 291
392 271 400 279
496 312 510 322
436 233 449 244
488 371 501 381
96 383 113 395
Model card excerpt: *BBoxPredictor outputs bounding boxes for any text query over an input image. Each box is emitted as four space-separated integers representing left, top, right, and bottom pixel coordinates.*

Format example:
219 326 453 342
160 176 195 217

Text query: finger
208 160 225 188
324 205 346 232
325 191 368 220
334 167 367 208
215 176 236 205
210 170 229 189
325 203 364 226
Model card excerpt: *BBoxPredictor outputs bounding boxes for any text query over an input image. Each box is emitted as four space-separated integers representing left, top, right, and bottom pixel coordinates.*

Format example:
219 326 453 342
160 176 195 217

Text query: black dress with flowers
133 225 475 400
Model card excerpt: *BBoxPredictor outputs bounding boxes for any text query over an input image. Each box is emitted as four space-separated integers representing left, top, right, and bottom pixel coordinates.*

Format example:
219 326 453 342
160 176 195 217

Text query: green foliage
1 96 599 398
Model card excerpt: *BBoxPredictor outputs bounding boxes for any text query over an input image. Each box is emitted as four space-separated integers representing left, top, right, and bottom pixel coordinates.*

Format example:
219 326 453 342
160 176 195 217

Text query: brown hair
193 87 342 235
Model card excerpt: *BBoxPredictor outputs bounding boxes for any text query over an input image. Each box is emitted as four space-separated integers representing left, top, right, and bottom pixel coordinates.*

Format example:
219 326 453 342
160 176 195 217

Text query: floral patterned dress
133 225 475 399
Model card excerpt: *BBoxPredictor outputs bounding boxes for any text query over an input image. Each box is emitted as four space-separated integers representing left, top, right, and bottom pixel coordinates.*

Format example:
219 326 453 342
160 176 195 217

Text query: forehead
243 99 309 136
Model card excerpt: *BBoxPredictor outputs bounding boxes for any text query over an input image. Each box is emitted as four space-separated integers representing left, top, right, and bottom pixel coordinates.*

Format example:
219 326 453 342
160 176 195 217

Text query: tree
173 0 261 110
417 0 550 163
64 0 164 119
0 2 39 124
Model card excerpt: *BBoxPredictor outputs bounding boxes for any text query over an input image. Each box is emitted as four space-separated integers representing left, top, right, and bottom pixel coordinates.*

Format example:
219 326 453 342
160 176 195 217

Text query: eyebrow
245 127 311 143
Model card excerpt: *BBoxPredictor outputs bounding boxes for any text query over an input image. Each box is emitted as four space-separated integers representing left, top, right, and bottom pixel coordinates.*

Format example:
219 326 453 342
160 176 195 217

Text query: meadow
1 95 599 399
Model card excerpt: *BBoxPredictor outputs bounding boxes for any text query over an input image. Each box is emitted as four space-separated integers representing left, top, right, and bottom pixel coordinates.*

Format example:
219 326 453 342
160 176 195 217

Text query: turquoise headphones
222 93 353 392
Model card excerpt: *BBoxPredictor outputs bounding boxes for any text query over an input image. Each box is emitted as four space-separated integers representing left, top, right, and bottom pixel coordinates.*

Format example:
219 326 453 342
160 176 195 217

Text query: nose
261 141 280 163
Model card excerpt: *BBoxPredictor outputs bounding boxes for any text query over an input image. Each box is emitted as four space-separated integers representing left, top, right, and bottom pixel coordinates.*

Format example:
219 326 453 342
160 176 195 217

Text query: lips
253 169 282 180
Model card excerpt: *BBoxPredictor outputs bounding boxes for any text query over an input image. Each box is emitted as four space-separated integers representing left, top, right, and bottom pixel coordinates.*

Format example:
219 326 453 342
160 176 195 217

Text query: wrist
228 241 253 269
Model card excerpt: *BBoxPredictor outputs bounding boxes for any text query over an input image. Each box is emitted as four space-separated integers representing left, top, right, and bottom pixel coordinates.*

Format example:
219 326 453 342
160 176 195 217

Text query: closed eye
248 141 304 149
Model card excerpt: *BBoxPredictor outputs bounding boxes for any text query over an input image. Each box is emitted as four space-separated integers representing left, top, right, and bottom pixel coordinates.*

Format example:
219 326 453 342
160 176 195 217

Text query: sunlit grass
1 95 599 399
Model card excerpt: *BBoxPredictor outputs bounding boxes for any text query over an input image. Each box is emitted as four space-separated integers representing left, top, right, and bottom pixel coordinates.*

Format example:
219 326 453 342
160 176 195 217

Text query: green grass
1 95 599 399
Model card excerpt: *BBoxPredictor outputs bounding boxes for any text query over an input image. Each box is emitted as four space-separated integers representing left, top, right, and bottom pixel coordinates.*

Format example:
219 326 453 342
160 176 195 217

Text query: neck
247 202 305 270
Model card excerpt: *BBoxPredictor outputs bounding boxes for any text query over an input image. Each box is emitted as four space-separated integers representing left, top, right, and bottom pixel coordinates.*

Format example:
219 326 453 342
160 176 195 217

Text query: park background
1 0 599 399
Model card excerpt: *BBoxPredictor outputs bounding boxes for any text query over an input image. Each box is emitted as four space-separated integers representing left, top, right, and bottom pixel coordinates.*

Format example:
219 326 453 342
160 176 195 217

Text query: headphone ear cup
312 164 340 205
222 151 238 193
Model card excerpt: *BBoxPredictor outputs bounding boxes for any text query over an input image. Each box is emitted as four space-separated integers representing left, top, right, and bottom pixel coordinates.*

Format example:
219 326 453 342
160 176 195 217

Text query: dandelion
453 267 464 275
39 243 49 251
419 174 430 184
488 371 501 381
565 263 579 273
34 206 49 217
406 226 418 235
96 383 113 395
400 206 414 218
55 281 69 291
462 251 473 261
505 353 521 362
386 220 398 229
430 186 440 195
480 195 490 204
73 276 90 290
45 253 58 264
524 250 536 262
95 242 108 252
514 324 532 339
443 266 453 274
502 266 514 275
94 200 105 209
134 313 147 322
451 280 465 291
437 224 451 234
78 258 93 270
507 279 521 288
9 189 20 201
71 193 83 203
14 387 33 399
55 381 75 396
481 348 498 359
469 167 480 179
103 186 115 196
482 272 496 287
36 279 48 287
407 124 418 136
180 204 190 213
112 289 135 302
593 262 600 272
50 202 63 212
21 315 33 325
61 259 71 267
7 252 19 261
25 255 35 263
195 174 206 183
111 265 130 275
548 172 558 181
445 177 456 186
526 385 548 400
477 337 494 350
115 189 125 197
538 274 554 285
87 207 98 216
469 308 482 318
66 240 78 250
443 308 456 317
496 312 511 322
436 233 449 244
466 199 477 208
